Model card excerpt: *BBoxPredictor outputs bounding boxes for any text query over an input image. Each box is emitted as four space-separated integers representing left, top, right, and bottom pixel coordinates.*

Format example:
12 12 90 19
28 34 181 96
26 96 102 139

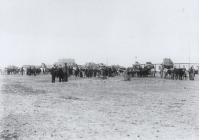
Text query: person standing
63 63 69 82
21 67 24 75
58 65 64 82
51 66 56 83
33 66 36 76
189 66 195 80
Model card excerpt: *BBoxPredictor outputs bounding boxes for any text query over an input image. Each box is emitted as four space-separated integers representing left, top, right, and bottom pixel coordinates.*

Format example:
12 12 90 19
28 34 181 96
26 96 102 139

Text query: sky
0 0 199 67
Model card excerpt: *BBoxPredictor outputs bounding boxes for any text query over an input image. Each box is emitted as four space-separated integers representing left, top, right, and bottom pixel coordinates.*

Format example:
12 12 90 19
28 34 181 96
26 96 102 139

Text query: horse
173 68 186 80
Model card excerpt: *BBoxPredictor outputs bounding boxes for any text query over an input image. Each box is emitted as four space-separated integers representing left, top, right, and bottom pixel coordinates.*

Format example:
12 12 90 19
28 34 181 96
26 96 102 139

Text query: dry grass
0 75 199 140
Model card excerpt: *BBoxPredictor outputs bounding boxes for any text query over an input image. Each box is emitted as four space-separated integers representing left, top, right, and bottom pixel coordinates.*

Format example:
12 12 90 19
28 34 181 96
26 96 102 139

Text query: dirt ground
0 75 199 140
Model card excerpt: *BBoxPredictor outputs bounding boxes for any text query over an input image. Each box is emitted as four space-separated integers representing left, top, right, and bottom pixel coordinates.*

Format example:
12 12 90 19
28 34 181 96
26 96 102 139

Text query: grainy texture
0 75 199 140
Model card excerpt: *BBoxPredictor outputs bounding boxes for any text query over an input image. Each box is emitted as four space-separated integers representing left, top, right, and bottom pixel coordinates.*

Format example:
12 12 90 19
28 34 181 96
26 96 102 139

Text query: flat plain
0 75 199 140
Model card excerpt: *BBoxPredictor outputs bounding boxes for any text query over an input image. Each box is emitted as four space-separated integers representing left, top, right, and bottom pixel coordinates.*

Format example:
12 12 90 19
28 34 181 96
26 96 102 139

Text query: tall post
188 41 191 69
106 57 108 66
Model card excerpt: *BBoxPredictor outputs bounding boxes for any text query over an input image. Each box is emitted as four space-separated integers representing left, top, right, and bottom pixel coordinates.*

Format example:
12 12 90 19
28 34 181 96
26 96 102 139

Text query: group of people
50 64 122 83
26 67 42 76
3 62 198 82
50 63 69 83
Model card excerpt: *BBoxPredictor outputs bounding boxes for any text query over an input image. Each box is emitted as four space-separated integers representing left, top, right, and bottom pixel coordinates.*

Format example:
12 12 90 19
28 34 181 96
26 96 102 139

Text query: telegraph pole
106 57 108 66
135 56 137 63
188 41 191 69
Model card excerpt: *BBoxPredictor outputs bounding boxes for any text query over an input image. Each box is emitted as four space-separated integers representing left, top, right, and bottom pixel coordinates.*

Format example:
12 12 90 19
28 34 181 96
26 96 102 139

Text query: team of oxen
2 58 197 82
4 65 44 76
125 58 196 80
159 58 196 80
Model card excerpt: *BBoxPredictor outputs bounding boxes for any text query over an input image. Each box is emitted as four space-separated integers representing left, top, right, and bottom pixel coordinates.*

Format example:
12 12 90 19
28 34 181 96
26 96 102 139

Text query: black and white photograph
0 0 199 139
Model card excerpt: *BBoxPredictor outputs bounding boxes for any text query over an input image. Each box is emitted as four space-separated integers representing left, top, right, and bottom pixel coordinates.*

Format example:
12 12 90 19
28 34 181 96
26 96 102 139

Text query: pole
188 41 191 69
106 57 108 66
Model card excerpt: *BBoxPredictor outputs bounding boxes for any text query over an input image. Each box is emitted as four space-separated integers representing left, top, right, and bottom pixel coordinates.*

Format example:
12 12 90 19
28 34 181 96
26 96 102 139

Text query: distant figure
58 65 64 82
51 65 57 83
189 66 195 80
63 63 69 82
33 66 36 76
123 69 131 81
21 67 24 75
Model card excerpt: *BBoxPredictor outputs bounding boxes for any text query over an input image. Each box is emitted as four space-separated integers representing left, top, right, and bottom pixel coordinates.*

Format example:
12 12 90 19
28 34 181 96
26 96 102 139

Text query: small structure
56 58 76 66
160 58 174 78
162 58 174 69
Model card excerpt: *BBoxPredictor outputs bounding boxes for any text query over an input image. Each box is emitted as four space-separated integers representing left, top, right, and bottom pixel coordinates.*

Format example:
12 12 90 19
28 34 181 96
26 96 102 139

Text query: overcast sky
0 0 198 67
